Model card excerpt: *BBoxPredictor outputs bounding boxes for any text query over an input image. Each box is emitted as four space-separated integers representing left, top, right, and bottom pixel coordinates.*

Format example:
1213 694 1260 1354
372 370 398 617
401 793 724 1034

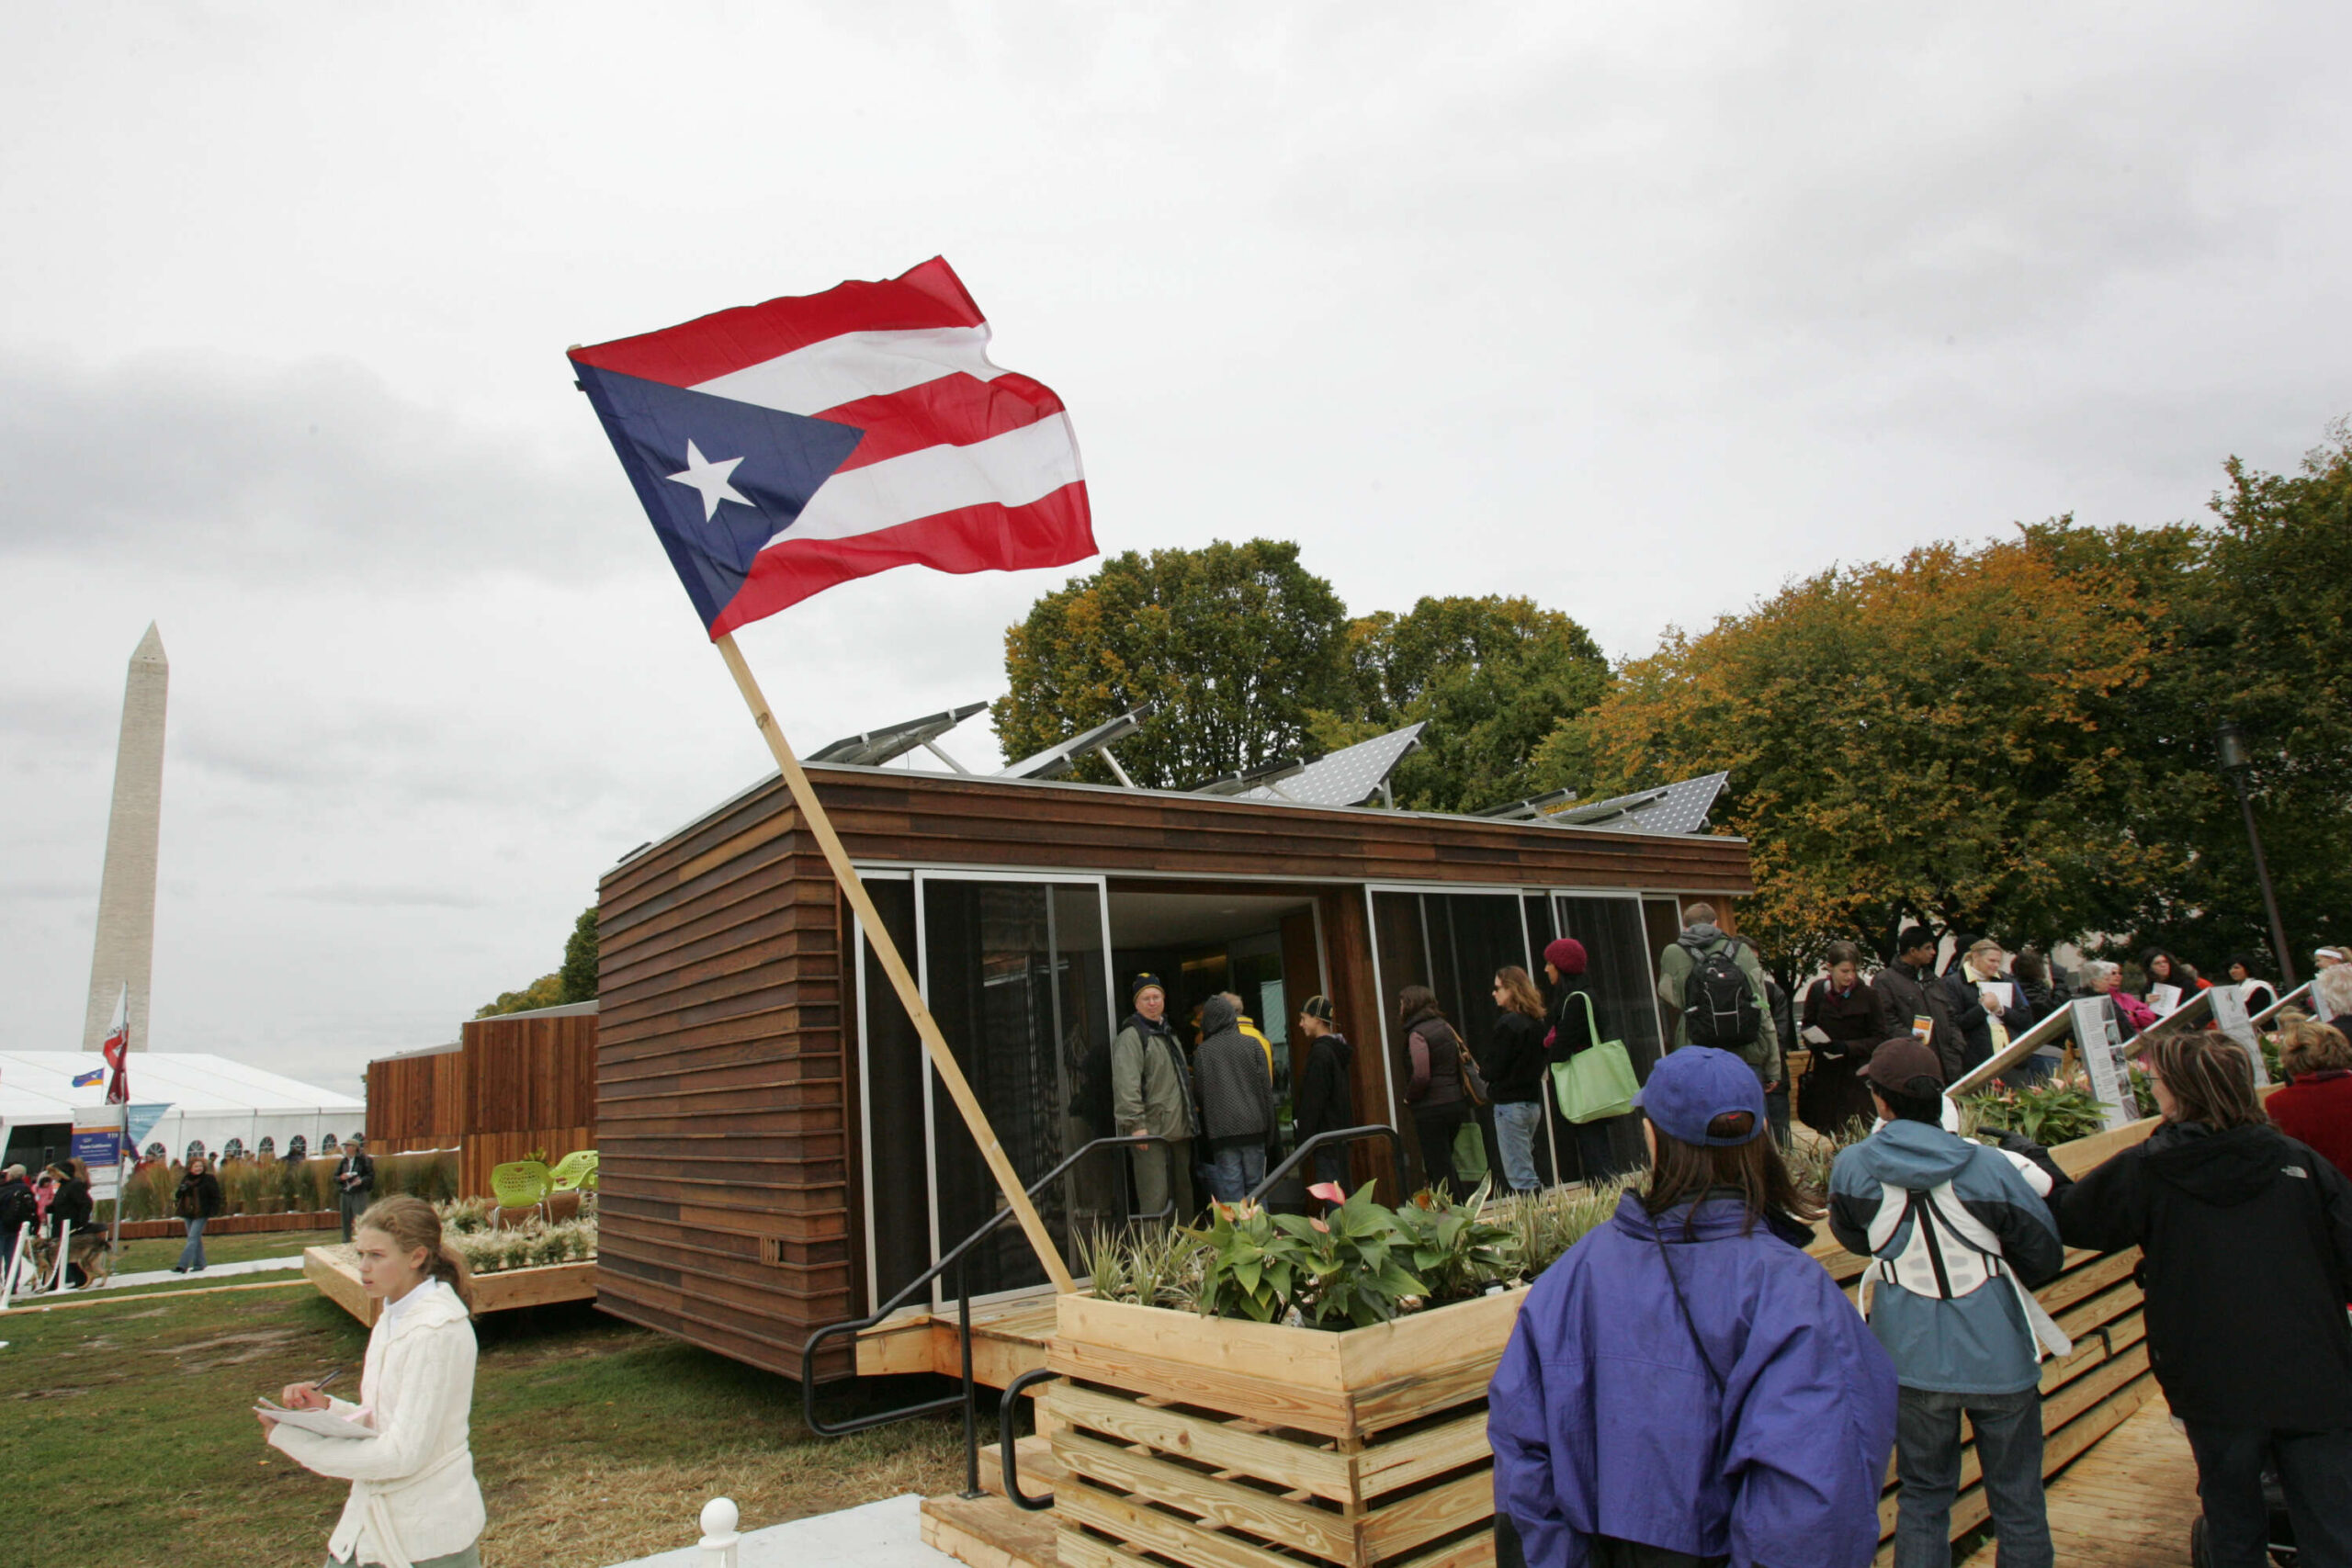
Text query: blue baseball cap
1635 1046 1766 1146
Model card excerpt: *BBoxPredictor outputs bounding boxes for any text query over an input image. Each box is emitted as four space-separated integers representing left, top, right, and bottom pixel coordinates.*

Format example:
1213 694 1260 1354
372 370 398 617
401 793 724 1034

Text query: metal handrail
1246 1124 1398 1204
799 1133 1174 1483
1001 1364 1059 1510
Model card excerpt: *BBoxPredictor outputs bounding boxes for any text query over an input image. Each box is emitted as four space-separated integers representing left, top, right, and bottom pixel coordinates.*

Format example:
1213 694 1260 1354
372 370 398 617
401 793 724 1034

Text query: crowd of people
1482 941 2352 1568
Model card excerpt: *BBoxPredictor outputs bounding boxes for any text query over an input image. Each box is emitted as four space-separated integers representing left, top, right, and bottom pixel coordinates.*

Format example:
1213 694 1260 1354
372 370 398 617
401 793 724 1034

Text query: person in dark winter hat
1112 974 1196 1221
1490 1046 1897 1567
2060 1034 2352 1566
1291 996 1357 1195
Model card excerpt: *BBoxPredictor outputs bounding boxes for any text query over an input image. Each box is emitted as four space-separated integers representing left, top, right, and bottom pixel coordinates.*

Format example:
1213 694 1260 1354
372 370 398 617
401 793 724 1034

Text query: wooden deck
856 1293 1059 1388
1953 1398 2201 1567
303 1245 596 1326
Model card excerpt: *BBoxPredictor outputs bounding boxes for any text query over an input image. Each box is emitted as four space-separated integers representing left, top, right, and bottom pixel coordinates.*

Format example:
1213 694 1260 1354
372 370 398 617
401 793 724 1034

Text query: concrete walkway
606 1495 952 1568
106 1255 306 1291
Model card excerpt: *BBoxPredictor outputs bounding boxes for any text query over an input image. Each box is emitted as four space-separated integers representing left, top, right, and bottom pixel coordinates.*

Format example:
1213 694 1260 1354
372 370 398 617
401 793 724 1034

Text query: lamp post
2216 720 2297 988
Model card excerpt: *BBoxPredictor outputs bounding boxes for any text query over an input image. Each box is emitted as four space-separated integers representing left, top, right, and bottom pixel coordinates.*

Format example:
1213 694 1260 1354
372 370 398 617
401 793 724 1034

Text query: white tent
0 1051 364 1168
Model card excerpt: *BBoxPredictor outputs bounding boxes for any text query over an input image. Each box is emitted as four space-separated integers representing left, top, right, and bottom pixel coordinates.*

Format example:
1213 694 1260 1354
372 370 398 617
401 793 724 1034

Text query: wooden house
592 726 1754 1382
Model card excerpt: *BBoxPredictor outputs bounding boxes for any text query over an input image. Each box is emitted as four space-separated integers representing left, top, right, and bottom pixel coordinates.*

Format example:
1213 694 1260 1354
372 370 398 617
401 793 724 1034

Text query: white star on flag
667 439 751 521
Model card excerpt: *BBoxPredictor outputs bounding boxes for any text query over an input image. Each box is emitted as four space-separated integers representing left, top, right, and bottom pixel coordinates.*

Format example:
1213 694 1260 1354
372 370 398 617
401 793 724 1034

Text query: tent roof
0 1052 362 1124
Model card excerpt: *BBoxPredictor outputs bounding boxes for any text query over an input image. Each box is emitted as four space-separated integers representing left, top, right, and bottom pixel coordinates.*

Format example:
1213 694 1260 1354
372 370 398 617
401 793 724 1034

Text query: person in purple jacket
1487 1046 1899 1568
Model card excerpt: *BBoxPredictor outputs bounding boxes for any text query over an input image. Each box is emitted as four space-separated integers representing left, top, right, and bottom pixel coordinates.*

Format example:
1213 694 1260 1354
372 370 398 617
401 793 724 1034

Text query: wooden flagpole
713 634 1077 1294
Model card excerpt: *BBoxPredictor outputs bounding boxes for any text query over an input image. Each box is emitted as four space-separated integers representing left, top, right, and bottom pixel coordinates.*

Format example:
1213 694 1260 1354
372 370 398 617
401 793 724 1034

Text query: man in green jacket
1112 974 1196 1222
1656 903 1781 1094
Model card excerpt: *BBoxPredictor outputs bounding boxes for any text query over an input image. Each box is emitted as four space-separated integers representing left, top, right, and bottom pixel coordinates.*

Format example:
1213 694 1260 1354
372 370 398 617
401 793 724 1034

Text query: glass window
1371 891 1530 1191
922 879 1115 1301
860 879 931 1309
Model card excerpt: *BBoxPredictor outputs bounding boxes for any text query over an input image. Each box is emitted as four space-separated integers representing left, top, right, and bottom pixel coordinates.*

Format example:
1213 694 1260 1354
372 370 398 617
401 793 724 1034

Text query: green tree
559 905 600 1004
1308 596 1610 812
475 972 563 1019
1534 536 2171 977
993 540 1352 788
2035 425 2352 969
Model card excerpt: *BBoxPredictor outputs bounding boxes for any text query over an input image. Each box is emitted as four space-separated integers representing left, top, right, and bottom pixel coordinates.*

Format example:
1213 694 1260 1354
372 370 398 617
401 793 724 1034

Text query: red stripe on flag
708 482 1095 635
823 371 1066 474
570 257 986 388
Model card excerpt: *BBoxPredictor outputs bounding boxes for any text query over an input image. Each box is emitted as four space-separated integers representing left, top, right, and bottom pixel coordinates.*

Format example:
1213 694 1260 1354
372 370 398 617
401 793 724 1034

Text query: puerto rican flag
569 258 1094 635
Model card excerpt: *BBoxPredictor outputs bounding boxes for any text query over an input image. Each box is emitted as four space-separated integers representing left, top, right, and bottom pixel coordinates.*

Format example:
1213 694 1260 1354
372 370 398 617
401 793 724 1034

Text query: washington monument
81 624 168 1053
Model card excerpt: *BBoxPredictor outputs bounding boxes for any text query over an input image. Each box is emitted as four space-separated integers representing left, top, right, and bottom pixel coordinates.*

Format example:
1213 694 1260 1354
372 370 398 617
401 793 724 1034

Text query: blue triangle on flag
574 366 866 629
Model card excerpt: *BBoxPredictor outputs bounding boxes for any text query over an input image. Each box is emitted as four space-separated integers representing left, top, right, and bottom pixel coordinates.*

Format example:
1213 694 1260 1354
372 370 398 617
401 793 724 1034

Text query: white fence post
698 1497 740 1568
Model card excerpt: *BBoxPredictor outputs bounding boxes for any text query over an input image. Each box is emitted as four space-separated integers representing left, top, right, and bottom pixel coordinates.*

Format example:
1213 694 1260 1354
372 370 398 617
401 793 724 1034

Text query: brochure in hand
256 1399 377 1440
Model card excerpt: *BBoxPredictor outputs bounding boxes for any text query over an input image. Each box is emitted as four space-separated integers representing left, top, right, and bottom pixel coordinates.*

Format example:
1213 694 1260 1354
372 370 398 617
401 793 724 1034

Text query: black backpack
0 1181 34 1237
1682 939 1760 1048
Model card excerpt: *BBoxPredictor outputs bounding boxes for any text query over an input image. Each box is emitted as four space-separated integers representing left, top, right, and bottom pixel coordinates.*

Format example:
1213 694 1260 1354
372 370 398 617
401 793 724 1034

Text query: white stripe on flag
692 325 1002 416
777 414 1083 545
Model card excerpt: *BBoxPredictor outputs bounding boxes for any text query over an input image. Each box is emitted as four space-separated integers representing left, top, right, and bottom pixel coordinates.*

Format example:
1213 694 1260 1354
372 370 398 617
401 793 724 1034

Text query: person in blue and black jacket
1829 1039 2070 1568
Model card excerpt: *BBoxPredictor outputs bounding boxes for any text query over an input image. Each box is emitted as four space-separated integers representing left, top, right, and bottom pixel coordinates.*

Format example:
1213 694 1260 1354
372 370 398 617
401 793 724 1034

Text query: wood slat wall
594 765 1756 1376
458 1012 598 1133
367 1050 462 1148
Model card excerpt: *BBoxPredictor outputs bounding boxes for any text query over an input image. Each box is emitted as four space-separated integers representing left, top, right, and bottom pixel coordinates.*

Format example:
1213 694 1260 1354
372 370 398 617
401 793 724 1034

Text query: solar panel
1239 723 1426 807
808 702 990 769
1189 755 1307 795
1472 786 1579 820
998 701 1159 783
1541 771 1727 835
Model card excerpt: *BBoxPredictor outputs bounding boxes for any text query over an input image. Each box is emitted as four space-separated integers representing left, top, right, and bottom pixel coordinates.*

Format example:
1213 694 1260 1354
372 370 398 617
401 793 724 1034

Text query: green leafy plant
1388 1179 1521 1304
1962 1078 2111 1145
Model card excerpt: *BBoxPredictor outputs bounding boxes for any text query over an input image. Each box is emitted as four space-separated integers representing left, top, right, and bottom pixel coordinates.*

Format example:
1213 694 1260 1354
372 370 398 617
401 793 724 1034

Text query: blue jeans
2184 1421 2352 1568
1205 1142 1265 1204
1893 1385 2050 1568
175 1215 208 1271
1493 1101 1544 1192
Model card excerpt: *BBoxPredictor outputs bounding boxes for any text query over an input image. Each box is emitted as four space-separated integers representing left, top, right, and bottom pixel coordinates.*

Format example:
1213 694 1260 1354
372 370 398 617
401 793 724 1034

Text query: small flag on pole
568 257 1095 634
71 1068 103 1089
99 984 130 1105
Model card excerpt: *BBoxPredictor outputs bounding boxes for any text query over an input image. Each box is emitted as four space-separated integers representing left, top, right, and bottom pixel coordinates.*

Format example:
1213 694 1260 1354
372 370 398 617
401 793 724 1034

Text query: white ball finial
700 1496 740 1536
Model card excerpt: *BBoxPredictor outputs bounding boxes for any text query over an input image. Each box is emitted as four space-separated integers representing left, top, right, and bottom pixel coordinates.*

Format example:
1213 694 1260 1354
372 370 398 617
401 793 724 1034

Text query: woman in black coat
1796 942 1881 1137
2058 1034 2352 1564
1541 938 1628 1186
173 1155 226 1273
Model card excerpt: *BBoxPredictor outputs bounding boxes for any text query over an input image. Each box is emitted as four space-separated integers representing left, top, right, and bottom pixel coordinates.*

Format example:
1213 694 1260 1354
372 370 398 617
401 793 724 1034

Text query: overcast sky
3 3 2346 1097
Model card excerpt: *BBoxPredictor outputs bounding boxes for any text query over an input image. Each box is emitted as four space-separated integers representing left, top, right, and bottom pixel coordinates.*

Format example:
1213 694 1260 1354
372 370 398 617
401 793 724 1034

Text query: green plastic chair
548 1149 598 1192
489 1159 553 1221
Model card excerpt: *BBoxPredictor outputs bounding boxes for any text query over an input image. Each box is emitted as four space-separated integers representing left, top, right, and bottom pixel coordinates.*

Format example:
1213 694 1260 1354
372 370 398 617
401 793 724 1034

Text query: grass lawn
0 1286 964 1567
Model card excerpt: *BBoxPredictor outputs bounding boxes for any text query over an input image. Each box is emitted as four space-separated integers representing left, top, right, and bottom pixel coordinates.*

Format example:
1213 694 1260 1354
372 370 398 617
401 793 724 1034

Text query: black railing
1001 1364 1059 1510
1248 1124 1399 1204
800 1133 1174 1496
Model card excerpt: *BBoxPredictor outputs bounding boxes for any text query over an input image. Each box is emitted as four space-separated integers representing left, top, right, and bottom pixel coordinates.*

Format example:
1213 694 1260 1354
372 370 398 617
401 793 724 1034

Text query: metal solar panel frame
1189 755 1307 796
997 700 1160 783
807 702 991 770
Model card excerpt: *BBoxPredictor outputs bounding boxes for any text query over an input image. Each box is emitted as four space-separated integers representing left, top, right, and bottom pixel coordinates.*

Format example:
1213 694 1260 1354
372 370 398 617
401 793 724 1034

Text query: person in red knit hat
1544 936 1634 1185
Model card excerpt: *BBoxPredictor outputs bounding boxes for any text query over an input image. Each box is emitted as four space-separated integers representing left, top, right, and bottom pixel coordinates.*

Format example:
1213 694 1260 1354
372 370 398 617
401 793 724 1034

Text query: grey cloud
0 347 639 581
284 884 487 909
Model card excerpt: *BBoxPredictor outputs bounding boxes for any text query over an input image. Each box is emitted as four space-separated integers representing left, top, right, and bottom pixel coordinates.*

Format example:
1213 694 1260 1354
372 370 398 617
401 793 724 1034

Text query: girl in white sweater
262 1195 487 1568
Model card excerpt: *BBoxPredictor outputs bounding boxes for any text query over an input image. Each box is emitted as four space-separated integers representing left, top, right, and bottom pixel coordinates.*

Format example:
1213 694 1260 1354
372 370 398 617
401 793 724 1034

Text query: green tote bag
1551 991 1639 1124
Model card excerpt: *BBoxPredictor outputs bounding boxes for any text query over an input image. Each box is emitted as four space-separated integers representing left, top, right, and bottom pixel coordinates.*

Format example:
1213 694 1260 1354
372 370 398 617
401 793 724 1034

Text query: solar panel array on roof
808 703 989 769
1239 723 1427 807
1544 771 1727 835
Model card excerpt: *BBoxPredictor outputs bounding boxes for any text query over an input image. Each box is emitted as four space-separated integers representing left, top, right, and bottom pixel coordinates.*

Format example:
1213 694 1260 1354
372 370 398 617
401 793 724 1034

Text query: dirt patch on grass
175 1327 305 1371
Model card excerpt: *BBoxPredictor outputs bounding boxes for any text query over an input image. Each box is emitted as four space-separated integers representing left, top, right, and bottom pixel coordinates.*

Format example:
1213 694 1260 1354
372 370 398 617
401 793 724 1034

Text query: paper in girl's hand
254 1399 378 1440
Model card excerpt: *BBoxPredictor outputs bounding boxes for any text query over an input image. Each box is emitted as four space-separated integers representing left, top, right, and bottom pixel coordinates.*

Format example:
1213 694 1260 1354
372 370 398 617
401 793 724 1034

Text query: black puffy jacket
2058 1120 2352 1428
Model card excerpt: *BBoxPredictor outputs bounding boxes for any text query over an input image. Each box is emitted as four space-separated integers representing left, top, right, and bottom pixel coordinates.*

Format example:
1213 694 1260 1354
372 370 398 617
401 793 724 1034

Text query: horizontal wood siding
596 765 1754 1377
595 784 854 1376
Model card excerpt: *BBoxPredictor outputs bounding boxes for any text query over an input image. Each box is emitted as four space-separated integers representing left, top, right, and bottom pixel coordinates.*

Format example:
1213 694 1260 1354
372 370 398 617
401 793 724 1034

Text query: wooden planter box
1044 1289 1524 1568
1028 1116 2169 1568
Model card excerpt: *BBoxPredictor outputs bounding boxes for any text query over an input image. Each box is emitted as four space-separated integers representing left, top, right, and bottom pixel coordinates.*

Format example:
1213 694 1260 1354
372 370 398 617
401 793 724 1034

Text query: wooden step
922 1491 1059 1568
978 1434 1069 1501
